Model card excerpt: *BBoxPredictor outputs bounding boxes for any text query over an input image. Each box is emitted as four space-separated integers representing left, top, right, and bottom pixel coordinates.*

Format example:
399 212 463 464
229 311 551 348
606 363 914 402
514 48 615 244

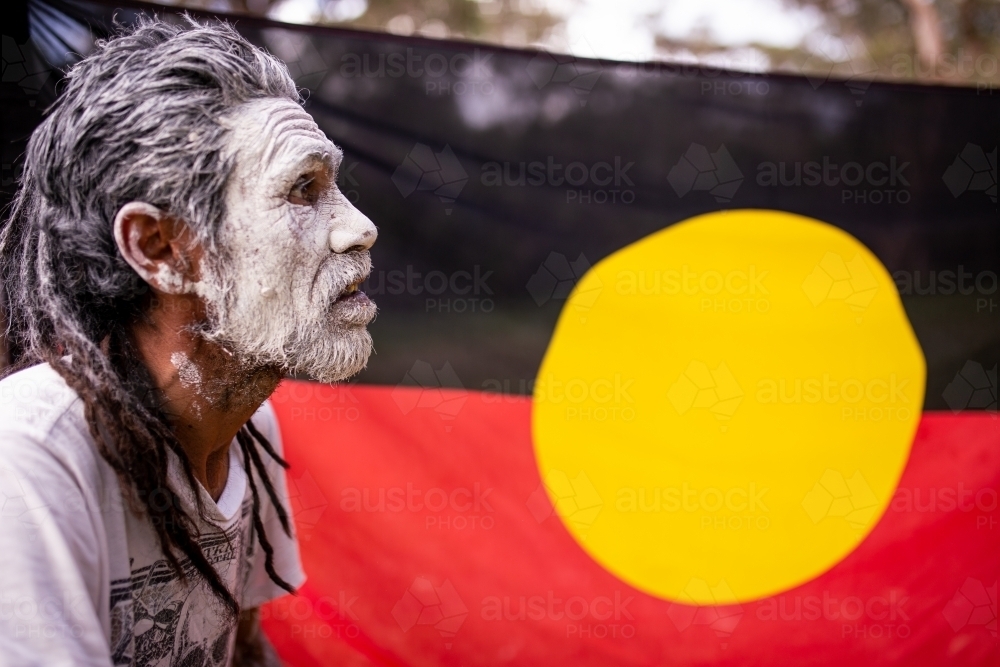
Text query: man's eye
288 175 316 205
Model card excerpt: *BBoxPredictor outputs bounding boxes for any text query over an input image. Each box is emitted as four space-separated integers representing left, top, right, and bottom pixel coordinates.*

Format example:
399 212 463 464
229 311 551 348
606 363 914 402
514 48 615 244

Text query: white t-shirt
0 362 305 666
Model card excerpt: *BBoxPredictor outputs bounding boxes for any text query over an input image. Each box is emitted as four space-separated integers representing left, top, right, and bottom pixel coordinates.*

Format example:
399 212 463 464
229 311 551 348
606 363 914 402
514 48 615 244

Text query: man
0 17 377 666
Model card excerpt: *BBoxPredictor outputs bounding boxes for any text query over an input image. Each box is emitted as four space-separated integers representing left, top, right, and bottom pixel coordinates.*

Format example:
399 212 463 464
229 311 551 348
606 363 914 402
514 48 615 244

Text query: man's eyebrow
330 145 344 168
259 110 341 172
280 147 342 178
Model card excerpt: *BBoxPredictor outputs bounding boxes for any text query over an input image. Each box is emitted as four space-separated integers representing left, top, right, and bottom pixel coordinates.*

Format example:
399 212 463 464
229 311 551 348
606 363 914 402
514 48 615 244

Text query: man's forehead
225 98 341 167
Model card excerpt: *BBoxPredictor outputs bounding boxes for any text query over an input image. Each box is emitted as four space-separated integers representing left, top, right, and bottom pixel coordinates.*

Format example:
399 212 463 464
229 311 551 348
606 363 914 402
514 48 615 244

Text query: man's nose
328 202 377 253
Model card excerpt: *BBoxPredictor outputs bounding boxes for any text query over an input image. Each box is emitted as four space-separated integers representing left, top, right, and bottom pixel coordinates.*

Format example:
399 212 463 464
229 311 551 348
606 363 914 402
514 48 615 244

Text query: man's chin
328 291 377 327
200 297 375 384
289 328 374 384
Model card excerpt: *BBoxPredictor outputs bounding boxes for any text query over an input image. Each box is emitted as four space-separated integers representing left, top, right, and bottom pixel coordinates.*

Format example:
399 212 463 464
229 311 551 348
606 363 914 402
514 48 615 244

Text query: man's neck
131 295 281 501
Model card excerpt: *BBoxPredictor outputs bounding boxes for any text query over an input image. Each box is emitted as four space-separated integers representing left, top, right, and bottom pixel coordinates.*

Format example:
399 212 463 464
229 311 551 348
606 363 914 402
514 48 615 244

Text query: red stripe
262 382 999 666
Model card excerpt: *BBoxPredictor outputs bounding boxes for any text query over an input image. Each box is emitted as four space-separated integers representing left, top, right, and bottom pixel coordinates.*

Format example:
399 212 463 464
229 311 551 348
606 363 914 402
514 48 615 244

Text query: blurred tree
785 0 999 83
209 0 560 46
86 0 1000 85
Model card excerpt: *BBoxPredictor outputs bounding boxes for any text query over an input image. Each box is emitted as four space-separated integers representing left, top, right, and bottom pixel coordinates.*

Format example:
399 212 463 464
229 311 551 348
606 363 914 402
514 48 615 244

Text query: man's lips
327 274 376 325
335 279 367 303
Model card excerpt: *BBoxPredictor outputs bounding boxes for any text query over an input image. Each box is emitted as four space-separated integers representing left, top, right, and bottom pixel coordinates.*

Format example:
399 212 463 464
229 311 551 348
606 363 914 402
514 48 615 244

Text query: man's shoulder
0 362 101 479
0 362 82 434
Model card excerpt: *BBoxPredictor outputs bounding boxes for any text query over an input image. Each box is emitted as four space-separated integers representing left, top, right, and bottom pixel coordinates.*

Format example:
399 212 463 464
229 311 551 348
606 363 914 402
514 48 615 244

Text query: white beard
194 244 376 384
190 97 378 385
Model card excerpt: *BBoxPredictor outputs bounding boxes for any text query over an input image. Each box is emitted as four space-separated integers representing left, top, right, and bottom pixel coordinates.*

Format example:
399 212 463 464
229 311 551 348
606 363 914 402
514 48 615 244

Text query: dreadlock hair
0 16 302 617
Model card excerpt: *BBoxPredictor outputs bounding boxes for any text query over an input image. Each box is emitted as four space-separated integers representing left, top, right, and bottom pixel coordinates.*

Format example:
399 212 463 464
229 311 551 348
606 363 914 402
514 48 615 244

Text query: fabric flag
8 1 999 665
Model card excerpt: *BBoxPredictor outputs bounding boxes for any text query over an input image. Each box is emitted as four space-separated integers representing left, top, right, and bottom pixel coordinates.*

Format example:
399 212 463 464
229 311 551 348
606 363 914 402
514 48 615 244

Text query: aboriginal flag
6 2 998 665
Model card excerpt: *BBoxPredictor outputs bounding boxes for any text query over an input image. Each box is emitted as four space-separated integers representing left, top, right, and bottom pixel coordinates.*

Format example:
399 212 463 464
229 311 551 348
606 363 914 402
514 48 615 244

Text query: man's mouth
335 278 367 302
324 270 377 325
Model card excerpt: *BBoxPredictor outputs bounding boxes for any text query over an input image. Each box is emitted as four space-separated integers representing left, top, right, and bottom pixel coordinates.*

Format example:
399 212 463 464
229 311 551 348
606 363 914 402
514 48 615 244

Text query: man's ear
113 202 197 295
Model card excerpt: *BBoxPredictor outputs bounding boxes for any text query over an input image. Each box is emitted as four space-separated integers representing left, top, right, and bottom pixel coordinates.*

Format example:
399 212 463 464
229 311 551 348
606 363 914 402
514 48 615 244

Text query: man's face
195 97 377 383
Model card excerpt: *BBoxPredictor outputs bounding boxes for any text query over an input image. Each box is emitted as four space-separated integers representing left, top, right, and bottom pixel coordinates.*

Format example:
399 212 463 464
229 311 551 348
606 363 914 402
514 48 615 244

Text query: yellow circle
532 210 925 603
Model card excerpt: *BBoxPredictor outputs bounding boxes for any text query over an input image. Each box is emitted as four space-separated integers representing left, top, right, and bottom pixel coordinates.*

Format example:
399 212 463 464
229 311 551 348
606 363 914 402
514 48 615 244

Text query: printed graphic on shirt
109 498 256 667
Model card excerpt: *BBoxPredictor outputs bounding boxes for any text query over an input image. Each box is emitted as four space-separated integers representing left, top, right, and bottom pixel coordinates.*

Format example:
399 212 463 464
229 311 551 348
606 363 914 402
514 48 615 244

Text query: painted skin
200 97 378 384
116 97 379 388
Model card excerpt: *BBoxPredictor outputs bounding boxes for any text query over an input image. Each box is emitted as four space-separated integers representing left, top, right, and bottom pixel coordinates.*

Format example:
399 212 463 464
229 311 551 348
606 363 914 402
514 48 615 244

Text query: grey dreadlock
0 16 302 616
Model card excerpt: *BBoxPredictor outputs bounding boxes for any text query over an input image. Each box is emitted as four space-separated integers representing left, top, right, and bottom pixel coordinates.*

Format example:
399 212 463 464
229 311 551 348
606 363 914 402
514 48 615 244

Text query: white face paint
170 351 203 390
170 351 205 416
194 98 378 383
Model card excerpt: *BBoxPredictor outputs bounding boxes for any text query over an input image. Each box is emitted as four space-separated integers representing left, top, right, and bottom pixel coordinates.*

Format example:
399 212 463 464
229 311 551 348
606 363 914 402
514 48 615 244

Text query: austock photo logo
526 252 591 304
942 143 997 203
614 265 772 316
942 579 997 637
756 590 911 640
667 144 744 203
337 160 361 204
1 35 54 104
666 356 914 431
888 51 999 90
361 264 495 314
801 469 879 530
892 266 998 315
392 577 469 649
270 382 361 423
525 45 603 106
666 579 743 649
526 469 603 530
801 36 879 106
0 466 50 541
480 590 636 640
392 361 468 429
392 143 468 214
481 372 635 423
339 482 495 531
259 591 361 642
338 47 497 97
667 360 744 431
526 252 603 322
261 30 328 88
764 363 912 424
942 361 997 413
481 156 636 205
891 484 997 516
615 482 771 532
757 156 912 205
693 52 771 98
755 373 913 423
801 252 879 323
285 470 329 540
